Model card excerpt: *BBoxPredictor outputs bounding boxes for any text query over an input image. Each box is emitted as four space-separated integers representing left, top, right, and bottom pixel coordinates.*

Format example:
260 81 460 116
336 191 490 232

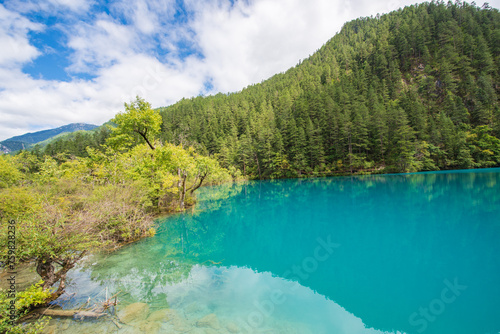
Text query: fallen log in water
36 308 107 318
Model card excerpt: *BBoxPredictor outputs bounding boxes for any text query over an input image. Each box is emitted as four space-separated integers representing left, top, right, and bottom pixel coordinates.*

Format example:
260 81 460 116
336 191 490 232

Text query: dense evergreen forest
41 126 110 158
44 2 500 178
155 1 500 178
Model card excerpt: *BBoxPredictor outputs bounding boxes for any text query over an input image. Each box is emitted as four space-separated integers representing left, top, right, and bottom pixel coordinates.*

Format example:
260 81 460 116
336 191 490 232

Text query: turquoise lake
57 168 500 334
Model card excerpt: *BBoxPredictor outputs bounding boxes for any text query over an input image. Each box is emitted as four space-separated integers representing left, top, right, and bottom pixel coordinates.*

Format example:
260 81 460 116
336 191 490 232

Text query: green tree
109 96 162 150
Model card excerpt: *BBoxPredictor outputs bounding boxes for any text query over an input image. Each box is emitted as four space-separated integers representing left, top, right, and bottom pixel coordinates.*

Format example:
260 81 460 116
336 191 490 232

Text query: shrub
0 282 50 334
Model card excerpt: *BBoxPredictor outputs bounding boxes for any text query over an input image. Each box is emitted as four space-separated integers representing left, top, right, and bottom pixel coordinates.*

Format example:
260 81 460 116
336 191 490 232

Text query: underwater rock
117 302 150 324
191 329 225 334
184 301 210 319
146 307 190 331
226 321 240 333
42 325 57 334
196 313 221 330
172 317 192 332
204 328 227 334
87 321 118 333
133 320 161 334
147 308 179 322
59 319 71 330
189 329 207 334
115 325 143 334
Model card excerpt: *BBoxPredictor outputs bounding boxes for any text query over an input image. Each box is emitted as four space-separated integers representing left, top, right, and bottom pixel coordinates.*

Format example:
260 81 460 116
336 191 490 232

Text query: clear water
56 168 500 334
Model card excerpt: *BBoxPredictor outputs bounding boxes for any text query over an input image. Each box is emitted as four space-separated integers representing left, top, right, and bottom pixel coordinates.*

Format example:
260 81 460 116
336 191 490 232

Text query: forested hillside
0 123 98 153
158 1 500 178
41 125 110 158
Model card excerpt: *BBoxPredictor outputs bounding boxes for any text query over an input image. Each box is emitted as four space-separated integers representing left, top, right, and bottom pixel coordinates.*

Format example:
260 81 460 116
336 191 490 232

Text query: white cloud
3 0 93 14
0 4 42 67
186 0 347 93
48 0 92 13
66 17 137 73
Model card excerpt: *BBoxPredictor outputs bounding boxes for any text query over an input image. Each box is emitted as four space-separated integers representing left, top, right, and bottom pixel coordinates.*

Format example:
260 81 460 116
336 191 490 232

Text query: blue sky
1 0 498 141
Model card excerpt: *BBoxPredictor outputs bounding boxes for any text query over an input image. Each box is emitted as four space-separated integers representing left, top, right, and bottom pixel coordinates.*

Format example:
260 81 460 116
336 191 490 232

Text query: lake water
51 168 500 334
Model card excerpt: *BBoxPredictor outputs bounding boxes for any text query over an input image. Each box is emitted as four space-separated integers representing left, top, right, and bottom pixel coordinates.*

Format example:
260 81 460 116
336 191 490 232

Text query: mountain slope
158 1 500 178
0 123 98 153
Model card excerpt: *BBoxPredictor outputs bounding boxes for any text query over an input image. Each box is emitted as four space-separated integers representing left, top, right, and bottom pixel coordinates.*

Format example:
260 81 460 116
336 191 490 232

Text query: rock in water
226 321 240 333
196 313 221 330
118 302 150 324
147 308 180 322
42 325 57 334
133 320 161 334
147 308 191 332
204 329 220 334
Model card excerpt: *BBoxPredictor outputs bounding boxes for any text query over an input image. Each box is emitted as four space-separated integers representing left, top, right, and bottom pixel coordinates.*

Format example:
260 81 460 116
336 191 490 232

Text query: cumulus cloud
0 4 42 67
66 17 137 73
186 0 347 93
4 0 492 141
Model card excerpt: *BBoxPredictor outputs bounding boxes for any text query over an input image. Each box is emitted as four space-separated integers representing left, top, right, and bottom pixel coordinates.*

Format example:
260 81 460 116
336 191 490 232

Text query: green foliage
123 143 232 210
42 126 110 158
0 285 50 334
108 96 162 151
12 151 41 175
0 104 231 299
0 187 41 221
15 281 52 311
82 181 155 243
156 2 500 177
467 125 500 167
0 156 24 189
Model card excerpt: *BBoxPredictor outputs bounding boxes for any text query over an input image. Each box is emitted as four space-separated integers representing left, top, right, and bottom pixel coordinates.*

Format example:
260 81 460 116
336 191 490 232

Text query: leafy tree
109 96 162 150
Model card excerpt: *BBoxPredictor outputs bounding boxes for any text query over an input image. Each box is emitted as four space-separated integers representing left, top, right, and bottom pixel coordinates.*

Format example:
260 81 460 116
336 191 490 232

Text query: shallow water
53 168 500 334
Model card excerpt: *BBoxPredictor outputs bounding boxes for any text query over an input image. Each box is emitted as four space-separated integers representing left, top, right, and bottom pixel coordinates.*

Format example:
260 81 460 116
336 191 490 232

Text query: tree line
156 1 500 178
42 2 500 179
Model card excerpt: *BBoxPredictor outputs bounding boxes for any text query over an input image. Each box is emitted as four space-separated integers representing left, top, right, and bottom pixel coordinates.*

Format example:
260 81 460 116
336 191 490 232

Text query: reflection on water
55 168 500 334
60 262 403 334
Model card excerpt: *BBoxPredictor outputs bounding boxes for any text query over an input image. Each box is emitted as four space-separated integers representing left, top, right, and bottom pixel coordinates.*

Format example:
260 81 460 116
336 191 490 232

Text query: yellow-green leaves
16 281 52 311
0 285 50 334
124 142 231 210
0 187 41 221
0 155 24 189
108 96 162 151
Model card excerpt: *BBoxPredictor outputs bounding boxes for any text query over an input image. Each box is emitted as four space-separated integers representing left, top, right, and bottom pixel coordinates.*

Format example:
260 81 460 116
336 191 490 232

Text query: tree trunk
379 134 386 166
35 309 104 317
189 172 208 195
135 129 155 150
348 131 353 174
254 153 262 179
36 252 86 300
179 172 187 210
141 134 155 150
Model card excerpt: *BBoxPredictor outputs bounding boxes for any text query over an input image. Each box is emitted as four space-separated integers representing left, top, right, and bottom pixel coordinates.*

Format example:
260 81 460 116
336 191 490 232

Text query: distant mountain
0 123 98 153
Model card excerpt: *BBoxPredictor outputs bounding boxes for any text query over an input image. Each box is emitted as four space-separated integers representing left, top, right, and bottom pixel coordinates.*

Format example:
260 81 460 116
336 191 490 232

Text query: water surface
57 168 500 334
